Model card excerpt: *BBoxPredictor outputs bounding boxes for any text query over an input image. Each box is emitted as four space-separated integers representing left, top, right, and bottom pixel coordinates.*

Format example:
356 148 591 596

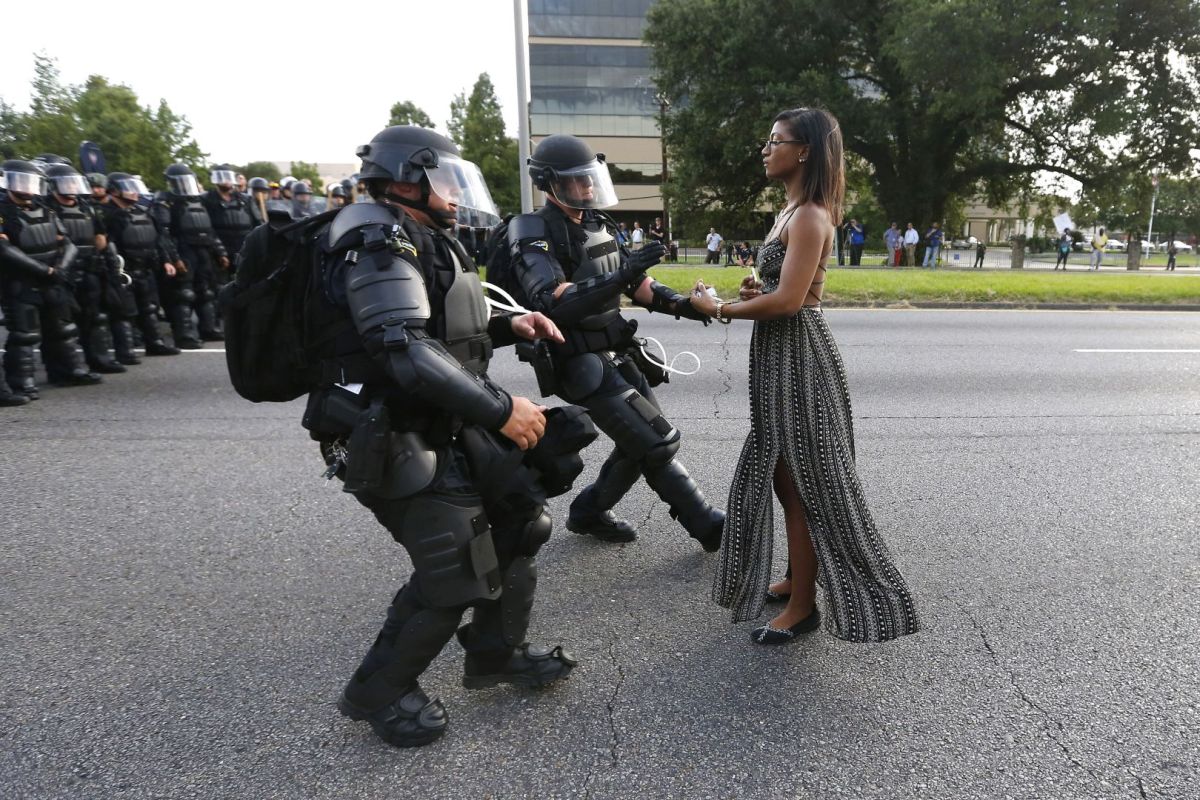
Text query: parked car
950 236 980 249
1156 240 1193 253
1104 239 1127 252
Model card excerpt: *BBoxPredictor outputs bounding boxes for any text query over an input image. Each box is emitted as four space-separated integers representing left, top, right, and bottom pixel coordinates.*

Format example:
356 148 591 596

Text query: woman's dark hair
773 107 845 226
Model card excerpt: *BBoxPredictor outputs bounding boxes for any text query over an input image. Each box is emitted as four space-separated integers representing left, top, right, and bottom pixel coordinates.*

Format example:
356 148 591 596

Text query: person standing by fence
884 222 902 267
1089 228 1108 270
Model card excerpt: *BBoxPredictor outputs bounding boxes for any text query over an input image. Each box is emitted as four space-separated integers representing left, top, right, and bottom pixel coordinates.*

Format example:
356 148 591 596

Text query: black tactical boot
145 340 181 356
461 641 578 690
111 321 141 365
567 488 637 542
338 683 448 748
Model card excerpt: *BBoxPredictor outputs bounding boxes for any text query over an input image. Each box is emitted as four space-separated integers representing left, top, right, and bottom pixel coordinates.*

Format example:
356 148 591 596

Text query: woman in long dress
689 108 919 645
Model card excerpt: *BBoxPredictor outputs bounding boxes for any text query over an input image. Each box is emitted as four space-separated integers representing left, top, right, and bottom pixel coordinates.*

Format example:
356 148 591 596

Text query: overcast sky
0 0 523 166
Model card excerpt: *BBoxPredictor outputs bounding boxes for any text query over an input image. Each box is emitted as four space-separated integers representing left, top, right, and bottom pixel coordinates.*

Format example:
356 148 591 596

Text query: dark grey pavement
2 309 1198 799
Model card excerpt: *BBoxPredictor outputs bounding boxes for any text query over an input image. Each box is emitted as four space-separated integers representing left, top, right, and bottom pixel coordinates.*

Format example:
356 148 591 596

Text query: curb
824 301 1200 312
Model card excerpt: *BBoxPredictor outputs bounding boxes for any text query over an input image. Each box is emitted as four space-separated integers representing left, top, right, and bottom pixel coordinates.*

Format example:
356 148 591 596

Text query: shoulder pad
508 213 548 244
328 202 403 250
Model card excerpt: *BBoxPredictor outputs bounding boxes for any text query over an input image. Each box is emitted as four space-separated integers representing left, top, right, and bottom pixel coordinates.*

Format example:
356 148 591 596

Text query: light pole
1146 173 1160 263
513 0 533 213
656 93 671 242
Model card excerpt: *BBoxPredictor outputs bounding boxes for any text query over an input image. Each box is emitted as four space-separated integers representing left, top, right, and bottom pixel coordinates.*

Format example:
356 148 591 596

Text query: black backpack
218 208 342 403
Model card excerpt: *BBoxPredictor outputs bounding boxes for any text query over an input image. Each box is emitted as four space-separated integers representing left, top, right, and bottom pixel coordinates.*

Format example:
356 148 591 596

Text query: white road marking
1074 349 1200 353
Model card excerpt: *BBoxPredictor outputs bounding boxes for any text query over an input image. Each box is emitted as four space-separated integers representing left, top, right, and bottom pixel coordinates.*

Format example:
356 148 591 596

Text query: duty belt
552 317 637 358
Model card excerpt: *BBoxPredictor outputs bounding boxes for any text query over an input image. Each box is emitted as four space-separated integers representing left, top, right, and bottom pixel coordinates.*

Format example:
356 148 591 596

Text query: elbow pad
0 239 53 281
548 271 627 325
508 214 564 313
382 330 511 430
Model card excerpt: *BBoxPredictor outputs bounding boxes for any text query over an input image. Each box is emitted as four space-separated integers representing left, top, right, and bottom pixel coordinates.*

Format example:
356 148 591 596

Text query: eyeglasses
759 139 804 149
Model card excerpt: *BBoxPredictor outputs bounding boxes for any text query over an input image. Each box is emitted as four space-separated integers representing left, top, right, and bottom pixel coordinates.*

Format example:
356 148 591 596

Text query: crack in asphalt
955 599 1109 787
713 324 733 419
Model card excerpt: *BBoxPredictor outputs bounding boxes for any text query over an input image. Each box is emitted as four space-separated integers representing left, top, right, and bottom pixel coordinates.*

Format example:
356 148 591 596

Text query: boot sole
462 665 573 691
566 519 637 543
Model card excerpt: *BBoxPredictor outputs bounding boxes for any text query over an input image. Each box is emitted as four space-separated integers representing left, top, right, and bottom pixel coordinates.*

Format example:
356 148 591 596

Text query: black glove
619 241 666 283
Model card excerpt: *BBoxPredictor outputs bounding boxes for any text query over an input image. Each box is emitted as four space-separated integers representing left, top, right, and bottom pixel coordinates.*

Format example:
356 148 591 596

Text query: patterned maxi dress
711 236 920 642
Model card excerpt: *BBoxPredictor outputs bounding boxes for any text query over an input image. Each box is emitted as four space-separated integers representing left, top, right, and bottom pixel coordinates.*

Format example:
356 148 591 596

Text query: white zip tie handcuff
482 281 702 377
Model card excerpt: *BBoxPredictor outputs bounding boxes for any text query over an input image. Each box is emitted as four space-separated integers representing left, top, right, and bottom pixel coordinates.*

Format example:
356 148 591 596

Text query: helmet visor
5 171 47 196
211 169 238 186
423 156 501 228
546 159 618 209
51 175 90 196
169 174 202 195
113 177 151 197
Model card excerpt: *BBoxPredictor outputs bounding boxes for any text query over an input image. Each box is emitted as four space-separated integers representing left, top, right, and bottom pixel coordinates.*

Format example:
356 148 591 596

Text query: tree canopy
645 0 1200 232
388 100 435 129
448 73 520 216
1 54 208 188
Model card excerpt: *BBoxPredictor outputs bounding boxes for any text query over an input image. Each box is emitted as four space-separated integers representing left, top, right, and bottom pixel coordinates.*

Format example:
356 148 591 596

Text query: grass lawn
642 266 1200 306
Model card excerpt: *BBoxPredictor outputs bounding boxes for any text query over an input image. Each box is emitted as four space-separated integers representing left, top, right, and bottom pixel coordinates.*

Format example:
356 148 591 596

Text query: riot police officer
44 162 126 373
246 177 271 226
505 134 724 550
152 163 229 344
290 181 316 218
0 159 101 397
102 173 181 357
303 126 584 748
201 165 256 266
327 183 348 209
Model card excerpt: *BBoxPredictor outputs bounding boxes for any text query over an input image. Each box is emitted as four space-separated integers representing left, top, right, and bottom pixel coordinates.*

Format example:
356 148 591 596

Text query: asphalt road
2 309 1198 800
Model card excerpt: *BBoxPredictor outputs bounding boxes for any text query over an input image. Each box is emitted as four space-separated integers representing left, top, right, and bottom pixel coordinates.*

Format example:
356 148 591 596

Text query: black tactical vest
51 200 98 258
402 219 493 376
205 192 254 240
169 196 218 244
115 206 160 263
543 209 623 330
10 203 61 265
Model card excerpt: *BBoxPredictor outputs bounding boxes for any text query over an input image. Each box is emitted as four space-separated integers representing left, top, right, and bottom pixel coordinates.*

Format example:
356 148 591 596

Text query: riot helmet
355 125 500 229
210 165 238 189
107 172 151 204
45 163 90 198
528 134 618 210
164 163 202 196
87 172 107 188
248 176 270 193
2 159 48 201
291 181 314 217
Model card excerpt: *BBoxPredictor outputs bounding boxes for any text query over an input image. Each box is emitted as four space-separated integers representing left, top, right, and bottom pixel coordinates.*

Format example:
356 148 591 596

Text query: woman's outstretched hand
690 281 718 317
739 274 763 301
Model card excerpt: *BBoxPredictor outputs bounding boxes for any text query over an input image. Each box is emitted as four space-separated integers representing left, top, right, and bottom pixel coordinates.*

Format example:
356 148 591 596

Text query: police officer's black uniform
1 160 100 398
102 173 181 358
152 164 228 345
44 164 127 374
201 166 256 273
301 127 586 748
505 135 724 550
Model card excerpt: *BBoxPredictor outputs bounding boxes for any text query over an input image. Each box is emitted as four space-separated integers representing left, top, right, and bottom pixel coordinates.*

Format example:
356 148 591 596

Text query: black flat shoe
764 588 791 604
751 608 821 645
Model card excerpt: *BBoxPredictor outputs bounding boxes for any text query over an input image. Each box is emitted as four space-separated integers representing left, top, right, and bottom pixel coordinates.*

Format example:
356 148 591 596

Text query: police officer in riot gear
202 165 256 266
506 134 724 549
44 162 126 373
87 173 109 204
290 180 316 218
0 159 101 396
102 173 181 358
153 163 229 344
328 183 348 209
304 126 586 748
247 177 271 225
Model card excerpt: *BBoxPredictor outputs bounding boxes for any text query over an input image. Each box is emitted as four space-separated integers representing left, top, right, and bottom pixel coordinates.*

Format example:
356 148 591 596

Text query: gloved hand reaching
619 241 666 284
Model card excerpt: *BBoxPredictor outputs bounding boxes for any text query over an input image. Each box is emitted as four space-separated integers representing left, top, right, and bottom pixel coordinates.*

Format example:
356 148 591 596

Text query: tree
241 161 282 181
19 53 82 159
645 0 1200 232
447 73 519 215
75 76 174 183
290 160 323 193
389 100 435 128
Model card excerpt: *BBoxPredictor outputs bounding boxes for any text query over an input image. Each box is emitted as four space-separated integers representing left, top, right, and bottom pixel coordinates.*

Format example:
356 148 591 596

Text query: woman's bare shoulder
782 203 833 243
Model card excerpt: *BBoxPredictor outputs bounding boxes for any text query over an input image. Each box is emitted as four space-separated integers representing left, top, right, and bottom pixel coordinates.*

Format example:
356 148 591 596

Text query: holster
341 398 439 499
516 338 560 398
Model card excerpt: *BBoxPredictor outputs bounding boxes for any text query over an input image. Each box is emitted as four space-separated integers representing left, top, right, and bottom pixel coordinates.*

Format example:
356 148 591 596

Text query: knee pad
179 288 197 305
8 329 41 347
93 311 109 326
642 434 681 468
591 387 680 463
558 353 607 401
516 510 552 557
